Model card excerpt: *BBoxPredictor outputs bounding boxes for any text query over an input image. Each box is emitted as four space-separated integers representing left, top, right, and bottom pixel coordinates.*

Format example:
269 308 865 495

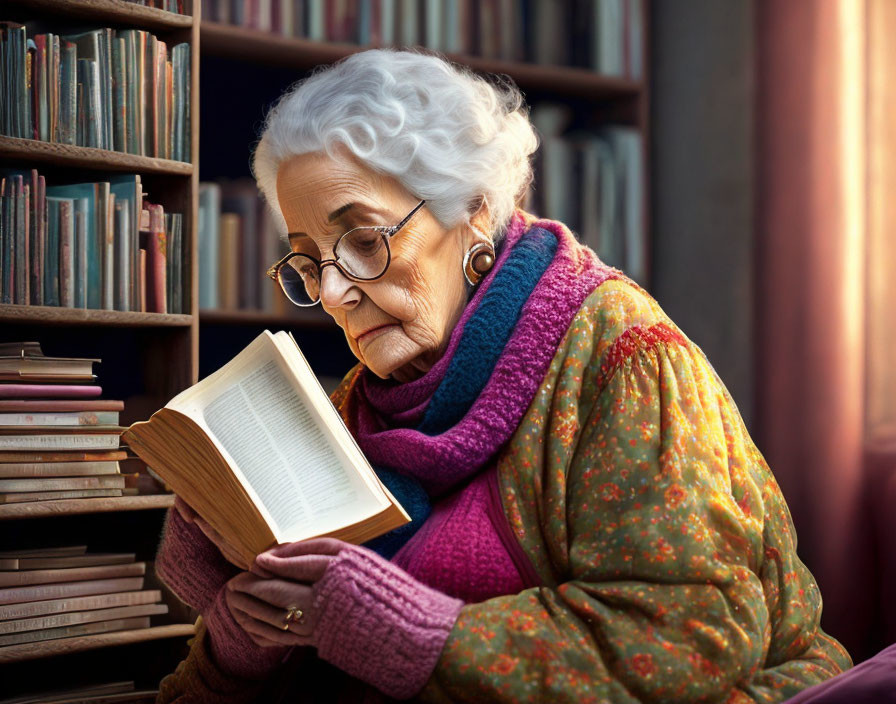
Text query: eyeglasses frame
266 199 427 306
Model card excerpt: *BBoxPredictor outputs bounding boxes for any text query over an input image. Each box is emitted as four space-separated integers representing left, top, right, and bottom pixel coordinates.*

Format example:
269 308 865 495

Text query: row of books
528 104 645 286
0 170 184 314
125 0 185 13
0 23 191 161
201 0 643 76
0 341 133 508
0 545 166 648
198 180 287 312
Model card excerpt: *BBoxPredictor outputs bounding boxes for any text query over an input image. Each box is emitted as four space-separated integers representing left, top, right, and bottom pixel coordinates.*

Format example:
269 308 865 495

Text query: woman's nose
319 264 362 309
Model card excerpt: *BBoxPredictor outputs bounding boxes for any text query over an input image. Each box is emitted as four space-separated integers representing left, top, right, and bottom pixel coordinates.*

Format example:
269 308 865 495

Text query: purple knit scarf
344 211 620 496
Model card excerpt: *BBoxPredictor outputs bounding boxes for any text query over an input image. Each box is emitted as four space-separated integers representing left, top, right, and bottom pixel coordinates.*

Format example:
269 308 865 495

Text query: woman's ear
468 196 492 243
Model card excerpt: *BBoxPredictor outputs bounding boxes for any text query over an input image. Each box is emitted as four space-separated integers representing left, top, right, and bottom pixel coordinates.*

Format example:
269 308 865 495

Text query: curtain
755 0 896 660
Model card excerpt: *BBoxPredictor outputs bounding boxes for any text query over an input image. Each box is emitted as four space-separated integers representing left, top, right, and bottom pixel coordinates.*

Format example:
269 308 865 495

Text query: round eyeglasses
266 200 426 307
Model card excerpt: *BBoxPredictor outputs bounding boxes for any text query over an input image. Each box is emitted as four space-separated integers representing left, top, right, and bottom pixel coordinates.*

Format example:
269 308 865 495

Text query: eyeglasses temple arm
267 252 294 280
390 199 426 235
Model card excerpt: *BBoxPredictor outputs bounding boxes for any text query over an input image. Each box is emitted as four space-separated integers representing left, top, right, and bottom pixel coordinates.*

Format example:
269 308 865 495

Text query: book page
169 332 390 542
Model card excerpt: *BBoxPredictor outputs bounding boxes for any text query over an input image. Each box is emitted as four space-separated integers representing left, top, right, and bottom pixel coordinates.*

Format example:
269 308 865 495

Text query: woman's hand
226 537 463 699
225 538 342 647
174 496 252 572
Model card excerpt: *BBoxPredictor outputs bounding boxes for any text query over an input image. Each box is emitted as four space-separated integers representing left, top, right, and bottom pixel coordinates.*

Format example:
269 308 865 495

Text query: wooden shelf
0 305 192 328
200 307 336 328
0 623 194 664
0 137 193 176
0 494 175 520
2 0 192 31
200 22 644 100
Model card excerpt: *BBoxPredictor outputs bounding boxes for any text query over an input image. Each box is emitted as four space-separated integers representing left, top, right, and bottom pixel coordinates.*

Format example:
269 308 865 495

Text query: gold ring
282 605 303 630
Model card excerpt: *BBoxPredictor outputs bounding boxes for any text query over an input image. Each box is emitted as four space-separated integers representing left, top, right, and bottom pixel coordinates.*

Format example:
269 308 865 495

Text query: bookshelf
0 0 199 700
197 3 651 382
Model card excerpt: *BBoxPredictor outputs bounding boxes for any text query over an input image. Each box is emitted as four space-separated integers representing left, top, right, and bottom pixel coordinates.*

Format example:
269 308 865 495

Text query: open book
123 330 409 565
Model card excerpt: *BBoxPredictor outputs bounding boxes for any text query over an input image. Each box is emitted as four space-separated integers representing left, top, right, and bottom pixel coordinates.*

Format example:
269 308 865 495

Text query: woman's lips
356 324 398 344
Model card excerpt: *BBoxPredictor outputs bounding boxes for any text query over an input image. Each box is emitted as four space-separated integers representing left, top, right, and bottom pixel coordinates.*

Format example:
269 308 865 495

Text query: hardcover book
124 330 409 565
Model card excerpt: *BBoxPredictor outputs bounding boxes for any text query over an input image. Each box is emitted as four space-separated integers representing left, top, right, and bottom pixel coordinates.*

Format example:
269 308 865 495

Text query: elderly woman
154 49 851 703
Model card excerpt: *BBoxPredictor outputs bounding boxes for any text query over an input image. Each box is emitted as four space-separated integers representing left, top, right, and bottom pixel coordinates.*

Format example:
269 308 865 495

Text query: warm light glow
864 0 896 443
837 0 868 432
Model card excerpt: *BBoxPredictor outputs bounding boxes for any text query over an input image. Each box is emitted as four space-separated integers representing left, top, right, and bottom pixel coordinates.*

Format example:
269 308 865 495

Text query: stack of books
198 180 286 313
0 24 191 161
202 0 643 77
0 341 136 505
0 169 184 313
0 545 167 648
528 103 645 286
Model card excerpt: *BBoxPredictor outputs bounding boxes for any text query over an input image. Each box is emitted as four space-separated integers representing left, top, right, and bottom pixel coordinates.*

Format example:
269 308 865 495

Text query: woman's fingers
253 553 332 583
227 588 313 637
262 537 346 559
249 561 276 579
228 572 312 611
240 613 310 647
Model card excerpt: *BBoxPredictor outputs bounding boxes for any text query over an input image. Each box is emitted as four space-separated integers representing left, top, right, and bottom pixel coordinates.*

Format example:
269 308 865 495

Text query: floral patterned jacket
157 275 851 703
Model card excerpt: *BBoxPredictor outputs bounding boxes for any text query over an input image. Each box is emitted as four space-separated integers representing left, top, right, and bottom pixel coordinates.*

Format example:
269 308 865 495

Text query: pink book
0 385 103 399
140 204 167 313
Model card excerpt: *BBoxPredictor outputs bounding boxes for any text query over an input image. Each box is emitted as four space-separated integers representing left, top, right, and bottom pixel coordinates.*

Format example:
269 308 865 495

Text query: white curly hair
252 48 538 240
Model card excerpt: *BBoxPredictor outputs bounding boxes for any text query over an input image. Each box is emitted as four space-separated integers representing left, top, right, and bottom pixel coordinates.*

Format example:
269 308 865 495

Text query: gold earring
463 242 495 286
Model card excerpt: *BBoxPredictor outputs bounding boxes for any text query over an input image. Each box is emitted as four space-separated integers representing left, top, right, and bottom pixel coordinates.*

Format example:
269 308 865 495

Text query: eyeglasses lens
335 228 389 279
279 255 321 306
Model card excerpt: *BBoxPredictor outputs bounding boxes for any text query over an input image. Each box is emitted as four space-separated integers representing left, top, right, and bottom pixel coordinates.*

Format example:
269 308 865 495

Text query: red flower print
664 484 687 509
599 482 623 501
630 653 657 678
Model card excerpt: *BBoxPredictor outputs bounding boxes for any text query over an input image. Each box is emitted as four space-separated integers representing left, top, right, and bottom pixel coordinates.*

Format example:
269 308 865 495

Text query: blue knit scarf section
363 227 558 559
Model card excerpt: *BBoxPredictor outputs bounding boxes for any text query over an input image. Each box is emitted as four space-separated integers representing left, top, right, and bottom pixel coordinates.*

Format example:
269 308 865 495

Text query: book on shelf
0 589 161 621
0 561 146 588
0 399 123 412
0 679 156 704
0 614 153 647
0 427 125 452
0 576 146 606
0 458 124 477
0 410 120 426
0 385 103 399
0 545 89 558
124 330 410 565
0 488 125 503
0 347 98 380
201 0 643 77
197 183 220 309
0 552 135 571
0 23 190 161
0 474 135 492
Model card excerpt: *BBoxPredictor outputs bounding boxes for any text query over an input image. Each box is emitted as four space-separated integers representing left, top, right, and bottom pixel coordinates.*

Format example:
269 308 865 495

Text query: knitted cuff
312 545 463 700
203 585 290 681
155 506 239 612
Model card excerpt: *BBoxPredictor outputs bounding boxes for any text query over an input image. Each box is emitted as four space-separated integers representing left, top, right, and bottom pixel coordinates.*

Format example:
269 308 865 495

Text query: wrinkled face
276 151 479 382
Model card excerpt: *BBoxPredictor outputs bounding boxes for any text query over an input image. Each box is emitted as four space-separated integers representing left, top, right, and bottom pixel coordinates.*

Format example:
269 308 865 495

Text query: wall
649 0 755 431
